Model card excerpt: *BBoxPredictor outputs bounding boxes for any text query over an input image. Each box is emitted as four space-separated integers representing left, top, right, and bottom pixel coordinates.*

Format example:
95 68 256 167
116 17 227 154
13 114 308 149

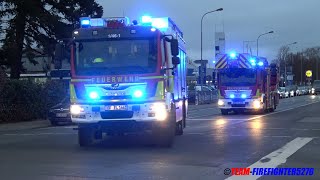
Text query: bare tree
303 47 320 80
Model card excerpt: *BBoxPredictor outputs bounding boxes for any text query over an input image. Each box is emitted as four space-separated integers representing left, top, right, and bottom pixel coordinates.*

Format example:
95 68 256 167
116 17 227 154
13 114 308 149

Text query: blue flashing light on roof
250 58 256 66
80 17 91 27
152 17 169 29
229 94 235 99
90 18 105 27
258 61 264 66
141 15 153 24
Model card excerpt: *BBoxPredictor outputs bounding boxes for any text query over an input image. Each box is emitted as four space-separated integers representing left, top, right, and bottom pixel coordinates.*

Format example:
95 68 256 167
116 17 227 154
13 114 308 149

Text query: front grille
100 95 132 100
100 111 134 119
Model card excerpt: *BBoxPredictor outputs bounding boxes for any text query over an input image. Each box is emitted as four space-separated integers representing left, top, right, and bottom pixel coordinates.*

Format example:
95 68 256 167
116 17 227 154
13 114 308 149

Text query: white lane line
188 118 246 121
225 137 313 180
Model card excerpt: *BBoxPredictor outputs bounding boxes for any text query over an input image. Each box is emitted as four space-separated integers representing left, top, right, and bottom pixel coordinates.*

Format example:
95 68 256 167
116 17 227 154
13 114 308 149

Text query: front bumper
218 98 263 110
70 102 169 124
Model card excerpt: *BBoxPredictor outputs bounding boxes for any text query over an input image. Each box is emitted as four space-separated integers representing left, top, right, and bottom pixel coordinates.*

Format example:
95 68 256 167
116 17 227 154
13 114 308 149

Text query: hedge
0 79 68 123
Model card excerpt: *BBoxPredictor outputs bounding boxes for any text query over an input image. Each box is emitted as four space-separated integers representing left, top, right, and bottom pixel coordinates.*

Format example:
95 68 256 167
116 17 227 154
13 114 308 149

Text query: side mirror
54 43 64 69
172 57 180 65
170 39 179 56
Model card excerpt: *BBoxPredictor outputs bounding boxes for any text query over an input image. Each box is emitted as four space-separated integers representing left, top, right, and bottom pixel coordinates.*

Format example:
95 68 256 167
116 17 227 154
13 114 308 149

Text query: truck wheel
221 109 229 115
153 106 176 147
175 121 183 136
182 99 187 128
78 126 95 147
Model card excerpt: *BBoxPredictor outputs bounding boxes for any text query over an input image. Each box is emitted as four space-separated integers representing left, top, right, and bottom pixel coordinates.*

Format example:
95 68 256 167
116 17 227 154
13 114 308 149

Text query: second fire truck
215 52 279 115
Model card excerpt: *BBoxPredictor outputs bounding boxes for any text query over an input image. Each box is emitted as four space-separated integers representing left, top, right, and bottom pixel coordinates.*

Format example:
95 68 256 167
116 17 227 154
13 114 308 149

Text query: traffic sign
306 70 312 78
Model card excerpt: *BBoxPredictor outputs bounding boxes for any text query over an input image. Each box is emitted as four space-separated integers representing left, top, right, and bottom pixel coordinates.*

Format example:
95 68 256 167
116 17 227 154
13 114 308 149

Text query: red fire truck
215 52 279 115
54 16 187 147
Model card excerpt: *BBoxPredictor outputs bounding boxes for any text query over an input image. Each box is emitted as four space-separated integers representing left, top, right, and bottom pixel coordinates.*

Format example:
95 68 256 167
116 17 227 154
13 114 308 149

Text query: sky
96 0 320 66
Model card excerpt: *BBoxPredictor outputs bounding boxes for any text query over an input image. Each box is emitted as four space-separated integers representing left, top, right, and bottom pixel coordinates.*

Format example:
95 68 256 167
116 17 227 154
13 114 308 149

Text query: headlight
218 99 224 106
150 103 167 121
70 105 84 115
253 100 261 109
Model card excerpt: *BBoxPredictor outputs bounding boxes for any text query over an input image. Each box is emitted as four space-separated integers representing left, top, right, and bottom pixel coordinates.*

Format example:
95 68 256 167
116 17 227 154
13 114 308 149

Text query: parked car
286 85 297 97
278 87 288 98
297 86 307 95
312 80 320 95
48 97 71 126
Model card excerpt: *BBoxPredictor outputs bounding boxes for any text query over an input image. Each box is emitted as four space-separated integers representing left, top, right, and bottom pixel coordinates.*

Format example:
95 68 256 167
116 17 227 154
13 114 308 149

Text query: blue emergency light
140 16 169 30
250 58 256 66
258 61 264 66
141 15 153 24
229 52 237 59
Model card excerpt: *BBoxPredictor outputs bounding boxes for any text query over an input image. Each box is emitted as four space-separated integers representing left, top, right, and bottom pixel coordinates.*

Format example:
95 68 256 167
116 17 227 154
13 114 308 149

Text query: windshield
74 38 158 76
220 68 256 86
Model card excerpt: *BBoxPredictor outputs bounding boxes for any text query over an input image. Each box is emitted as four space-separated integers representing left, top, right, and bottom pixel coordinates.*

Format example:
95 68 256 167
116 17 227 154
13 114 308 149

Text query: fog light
218 99 224 106
70 105 84 115
253 100 261 109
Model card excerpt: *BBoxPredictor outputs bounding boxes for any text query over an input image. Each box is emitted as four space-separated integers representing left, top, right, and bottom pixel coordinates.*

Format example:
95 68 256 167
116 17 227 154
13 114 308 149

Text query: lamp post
256 31 274 56
199 8 223 85
283 42 297 86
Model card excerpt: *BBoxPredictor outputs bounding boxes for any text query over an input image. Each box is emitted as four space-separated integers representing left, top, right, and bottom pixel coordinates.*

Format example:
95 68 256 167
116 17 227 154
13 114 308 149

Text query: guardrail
188 90 218 105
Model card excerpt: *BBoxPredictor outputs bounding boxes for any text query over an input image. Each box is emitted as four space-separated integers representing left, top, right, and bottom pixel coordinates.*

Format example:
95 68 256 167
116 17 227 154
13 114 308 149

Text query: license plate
233 101 245 104
105 105 128 111
56 113 68 117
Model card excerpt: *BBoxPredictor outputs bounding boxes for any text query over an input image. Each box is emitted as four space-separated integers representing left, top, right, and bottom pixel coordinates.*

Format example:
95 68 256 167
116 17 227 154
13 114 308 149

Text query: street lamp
199 8 223 85
256 31 274 56
283 42 297 86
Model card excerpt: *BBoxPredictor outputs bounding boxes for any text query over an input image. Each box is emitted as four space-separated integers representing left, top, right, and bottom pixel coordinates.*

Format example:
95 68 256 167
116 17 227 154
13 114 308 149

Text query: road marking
188 118 246 121
225 137 313 180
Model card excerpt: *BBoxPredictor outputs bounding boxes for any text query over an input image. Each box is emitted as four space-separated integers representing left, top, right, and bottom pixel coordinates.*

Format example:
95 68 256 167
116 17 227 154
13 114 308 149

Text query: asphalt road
1 95 320 180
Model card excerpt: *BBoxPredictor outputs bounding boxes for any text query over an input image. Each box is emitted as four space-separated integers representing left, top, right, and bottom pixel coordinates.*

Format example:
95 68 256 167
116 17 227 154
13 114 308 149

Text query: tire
153 106 176 147
78 126 95 147
175 121 183 136
182 99 187 128
221 109 229 115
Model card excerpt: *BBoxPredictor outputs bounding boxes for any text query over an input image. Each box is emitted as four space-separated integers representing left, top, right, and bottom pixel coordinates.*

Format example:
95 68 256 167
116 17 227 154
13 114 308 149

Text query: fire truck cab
216 52 279 115
54 16 187 147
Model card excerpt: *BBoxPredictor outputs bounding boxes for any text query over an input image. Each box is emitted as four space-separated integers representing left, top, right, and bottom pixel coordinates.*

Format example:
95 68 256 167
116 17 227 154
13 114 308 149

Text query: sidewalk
0 119 50 132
